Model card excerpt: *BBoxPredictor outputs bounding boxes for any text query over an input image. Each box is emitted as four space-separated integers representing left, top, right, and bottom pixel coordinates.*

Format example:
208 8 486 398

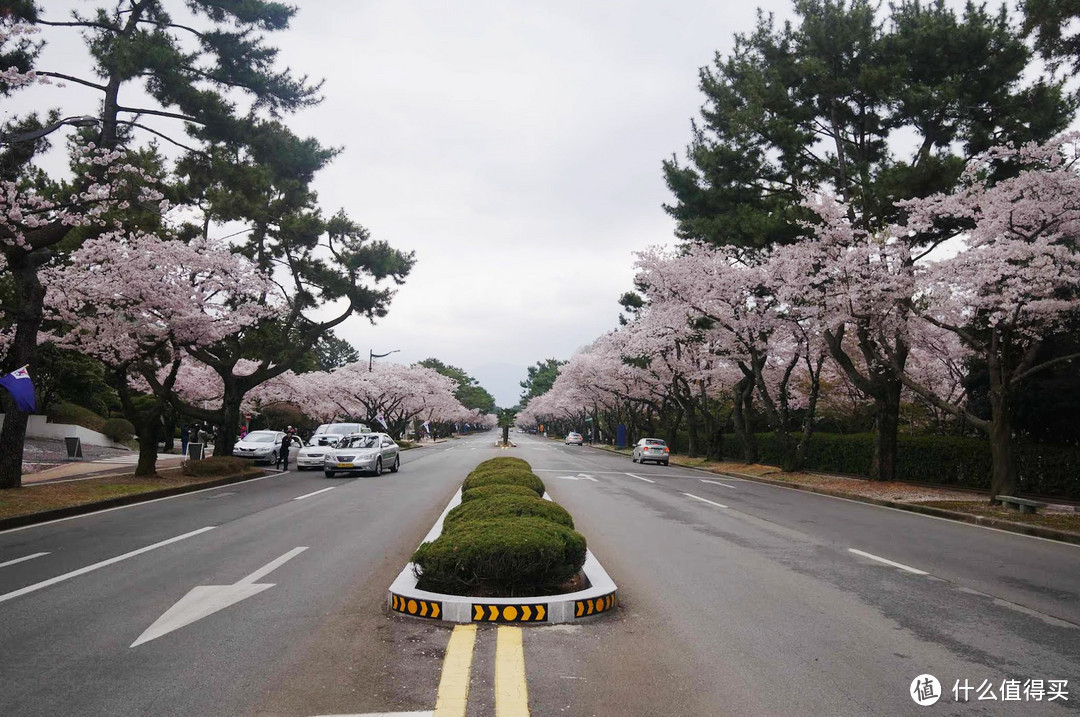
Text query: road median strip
388 488 618 624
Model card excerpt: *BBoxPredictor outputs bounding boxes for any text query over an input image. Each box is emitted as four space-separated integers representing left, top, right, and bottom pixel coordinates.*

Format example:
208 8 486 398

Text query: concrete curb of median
388 490 618 624
0 470 268 532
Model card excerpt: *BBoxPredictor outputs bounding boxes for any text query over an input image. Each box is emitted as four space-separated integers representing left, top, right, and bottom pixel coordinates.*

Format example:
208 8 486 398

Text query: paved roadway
1 432 1077 716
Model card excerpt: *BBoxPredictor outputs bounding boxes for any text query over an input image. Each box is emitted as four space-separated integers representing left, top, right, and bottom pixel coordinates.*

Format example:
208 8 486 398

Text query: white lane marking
557 474 597 482
294 486 336 500
625 473 655 484
701 480 736 488
0 552 49 569
131 546 308 647
848 548 928 575
682 493 728 509
0 527 215 604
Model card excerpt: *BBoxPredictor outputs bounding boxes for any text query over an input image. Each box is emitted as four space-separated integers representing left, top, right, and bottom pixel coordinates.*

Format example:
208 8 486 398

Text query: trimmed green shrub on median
460 484 543 503
469 456 531 473
411 456 588 596
412 517 586 596
461 467 545 497
444 493 575 529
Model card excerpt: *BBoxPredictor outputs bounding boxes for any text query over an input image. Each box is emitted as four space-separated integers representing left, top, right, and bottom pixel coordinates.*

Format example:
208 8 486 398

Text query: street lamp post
0 115 100 145
369 348 400 371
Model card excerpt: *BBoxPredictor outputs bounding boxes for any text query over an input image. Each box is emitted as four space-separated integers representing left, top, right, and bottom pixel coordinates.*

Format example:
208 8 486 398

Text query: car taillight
664 446 670 452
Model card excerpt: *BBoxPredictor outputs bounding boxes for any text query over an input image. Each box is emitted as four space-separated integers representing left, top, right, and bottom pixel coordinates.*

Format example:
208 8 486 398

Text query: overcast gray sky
279 1 802 406
7 1 868 406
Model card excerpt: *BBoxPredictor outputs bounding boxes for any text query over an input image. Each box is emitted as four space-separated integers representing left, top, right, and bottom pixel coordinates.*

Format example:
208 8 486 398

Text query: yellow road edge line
495 626 530 717
433 624 477 717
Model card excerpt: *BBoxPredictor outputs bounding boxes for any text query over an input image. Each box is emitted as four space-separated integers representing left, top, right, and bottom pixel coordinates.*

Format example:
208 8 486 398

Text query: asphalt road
1 432 1077 716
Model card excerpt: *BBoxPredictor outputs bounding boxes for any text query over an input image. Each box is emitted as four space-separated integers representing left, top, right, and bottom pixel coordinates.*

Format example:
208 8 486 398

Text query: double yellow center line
433 624 530 717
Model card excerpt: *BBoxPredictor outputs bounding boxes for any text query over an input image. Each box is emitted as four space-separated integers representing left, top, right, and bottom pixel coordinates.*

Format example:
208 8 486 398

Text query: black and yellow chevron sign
575 592 617 618
471 603 548 623
391 594 442 619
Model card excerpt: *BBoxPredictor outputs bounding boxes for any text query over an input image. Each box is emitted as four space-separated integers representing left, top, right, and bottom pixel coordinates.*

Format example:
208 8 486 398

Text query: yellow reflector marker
434 624 477 717
495 626 530 716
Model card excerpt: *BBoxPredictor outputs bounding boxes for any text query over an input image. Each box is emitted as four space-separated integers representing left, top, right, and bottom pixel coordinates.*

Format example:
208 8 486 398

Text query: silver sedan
323 432 401 477
632 437 670 466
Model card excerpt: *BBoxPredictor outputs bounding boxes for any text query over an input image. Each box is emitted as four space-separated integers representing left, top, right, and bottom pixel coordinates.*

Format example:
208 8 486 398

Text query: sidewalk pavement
22 452 188 485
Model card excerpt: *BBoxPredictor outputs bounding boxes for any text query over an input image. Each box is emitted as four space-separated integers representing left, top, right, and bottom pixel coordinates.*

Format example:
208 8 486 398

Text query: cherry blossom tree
635 245 828 470
43 233 276 475
891 134 1080 498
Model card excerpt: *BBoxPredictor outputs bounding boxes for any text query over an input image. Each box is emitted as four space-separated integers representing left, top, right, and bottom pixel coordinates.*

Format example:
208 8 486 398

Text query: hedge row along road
1 431 1077 715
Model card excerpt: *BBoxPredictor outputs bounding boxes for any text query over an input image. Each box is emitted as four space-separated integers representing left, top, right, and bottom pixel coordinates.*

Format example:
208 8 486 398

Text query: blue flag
0 365 36 413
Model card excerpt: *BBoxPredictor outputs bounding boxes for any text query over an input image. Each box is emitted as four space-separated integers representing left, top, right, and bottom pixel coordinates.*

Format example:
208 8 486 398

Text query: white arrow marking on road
131 546 308 647
557 474 597 482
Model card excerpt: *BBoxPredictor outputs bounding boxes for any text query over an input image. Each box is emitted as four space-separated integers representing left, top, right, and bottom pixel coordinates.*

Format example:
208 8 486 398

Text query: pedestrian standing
180 424 190 457
277 428 294 470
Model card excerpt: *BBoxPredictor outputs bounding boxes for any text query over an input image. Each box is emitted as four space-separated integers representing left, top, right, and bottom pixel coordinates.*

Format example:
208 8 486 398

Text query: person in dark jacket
277 428 295 470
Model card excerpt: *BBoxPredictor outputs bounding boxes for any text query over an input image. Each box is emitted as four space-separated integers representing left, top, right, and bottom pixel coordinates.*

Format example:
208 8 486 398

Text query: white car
565 432 584 445
295 437 340 471
632 437 670 466
232 430 305 465
310 422 371 446
324 432 400 477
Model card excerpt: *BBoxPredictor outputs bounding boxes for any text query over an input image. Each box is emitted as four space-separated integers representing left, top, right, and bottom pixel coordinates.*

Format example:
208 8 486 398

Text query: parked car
565 432 584 445
232 430 305 465
295 436 340 471
324 432 400 477
310 422 370 446
632 437 670 466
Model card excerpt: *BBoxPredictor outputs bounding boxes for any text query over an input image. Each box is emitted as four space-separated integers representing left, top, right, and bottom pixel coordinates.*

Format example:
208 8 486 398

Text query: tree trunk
0 405 30 489
213 380 244 458
869 379 902 482
987 366 1018 501
684 402 700 458
731 374 758 463
134 415 161 476
0 251 47 489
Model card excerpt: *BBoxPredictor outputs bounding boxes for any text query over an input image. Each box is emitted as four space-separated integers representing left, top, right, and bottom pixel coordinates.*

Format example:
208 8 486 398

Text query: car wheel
324 470 335 478
631 455 638 463
373 458 382 476
662 461 669 466
389 455 400 473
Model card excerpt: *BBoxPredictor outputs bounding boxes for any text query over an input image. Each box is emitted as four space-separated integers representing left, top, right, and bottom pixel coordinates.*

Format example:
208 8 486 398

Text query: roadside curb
0 470 268 531
388 490 618 624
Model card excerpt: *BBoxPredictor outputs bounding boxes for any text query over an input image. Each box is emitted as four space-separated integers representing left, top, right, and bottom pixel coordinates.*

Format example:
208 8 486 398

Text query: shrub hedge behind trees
412 457 588 596
753 433 1080 500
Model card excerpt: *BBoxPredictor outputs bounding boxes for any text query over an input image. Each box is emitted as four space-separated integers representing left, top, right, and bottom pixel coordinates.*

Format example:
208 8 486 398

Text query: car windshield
245 433 276 443
341 435 378 449
328 425 356 435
